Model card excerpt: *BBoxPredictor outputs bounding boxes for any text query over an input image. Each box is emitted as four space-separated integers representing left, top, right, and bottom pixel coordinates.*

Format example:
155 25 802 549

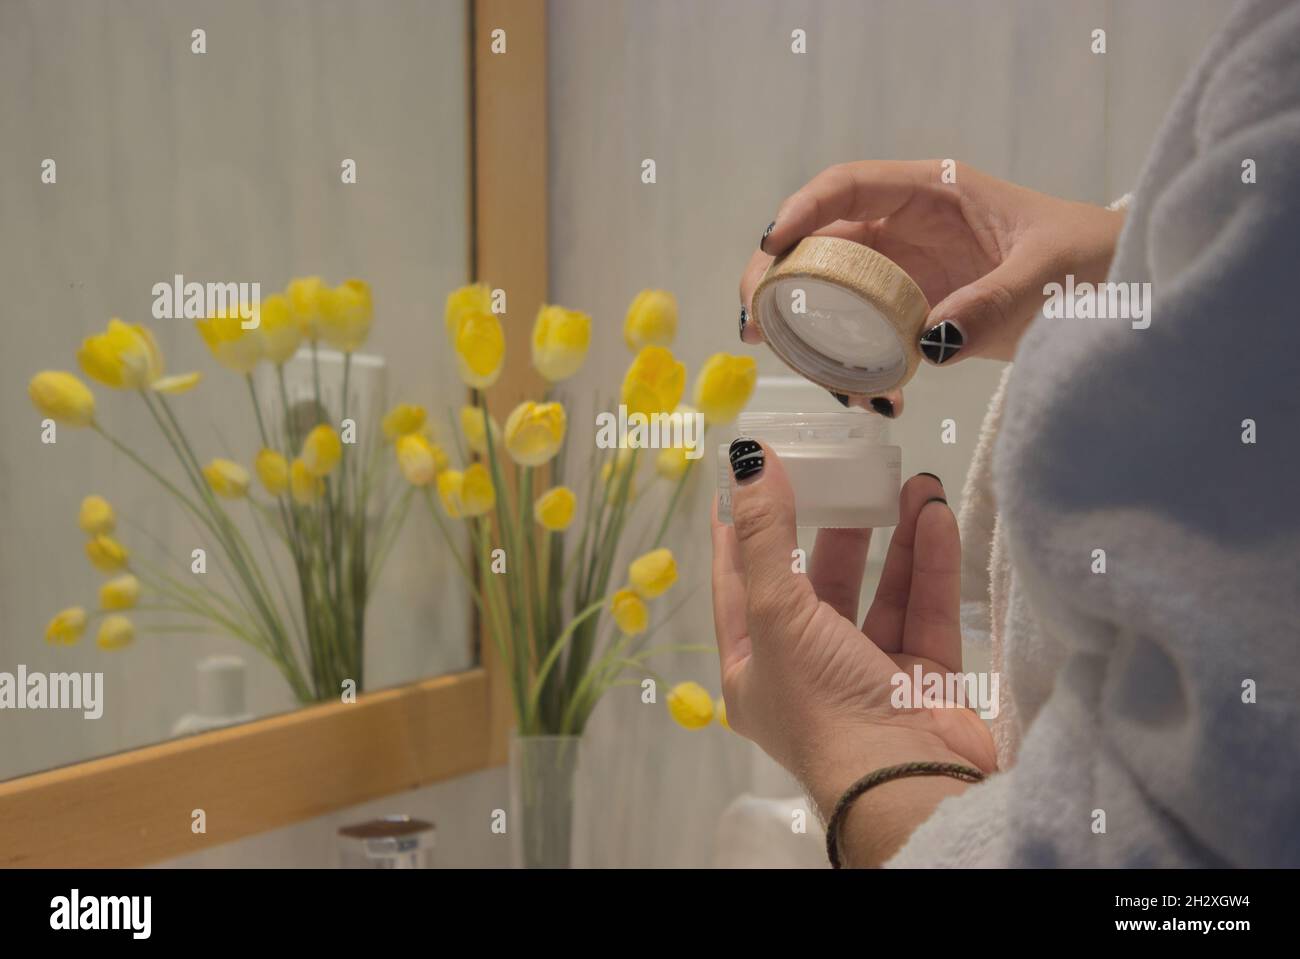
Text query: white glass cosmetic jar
717 411 901 528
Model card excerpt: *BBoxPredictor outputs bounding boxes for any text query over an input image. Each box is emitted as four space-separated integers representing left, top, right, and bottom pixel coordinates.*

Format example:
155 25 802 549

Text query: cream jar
717 411 901 528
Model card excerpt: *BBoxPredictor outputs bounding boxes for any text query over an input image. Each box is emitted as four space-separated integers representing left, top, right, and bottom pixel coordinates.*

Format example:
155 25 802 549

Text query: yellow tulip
460 463 496 517
395 433 446 486
503 401 566 467
534 486 576 531
78 495 115 536
97 614 135 651
694 353 758 425
300 424 342 477
621 346 685 419
256 293 302 365
44 607 87 646
85 534 129 573
203 458 250 498
287 276 325 339
629 547 677 598
436 469 465 518
99 574 141 611
382 403 427 441
667 681 715 730
531 305 592 382
29 371 96 427
78 317 201 393
655 446 691 481
319 279 373 353
255 448 290 496
654 403 699 480
151 371 202 394
196 306 264 374
610 588 649 636
77 318 164 389
444 283 493 340
450 307 505 389
459 405 499 455
290 458 324 504
624 289 678 350
716 696 730 731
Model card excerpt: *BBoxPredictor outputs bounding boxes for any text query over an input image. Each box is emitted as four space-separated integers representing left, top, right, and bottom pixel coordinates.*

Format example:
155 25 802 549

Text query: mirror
1 0 474 782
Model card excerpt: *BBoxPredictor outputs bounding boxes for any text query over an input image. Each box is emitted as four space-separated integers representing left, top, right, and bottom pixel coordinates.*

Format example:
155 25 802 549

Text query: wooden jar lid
751 236 930 396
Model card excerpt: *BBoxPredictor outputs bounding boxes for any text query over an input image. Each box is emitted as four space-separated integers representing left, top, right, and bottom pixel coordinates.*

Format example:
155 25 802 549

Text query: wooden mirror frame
0 0 546 868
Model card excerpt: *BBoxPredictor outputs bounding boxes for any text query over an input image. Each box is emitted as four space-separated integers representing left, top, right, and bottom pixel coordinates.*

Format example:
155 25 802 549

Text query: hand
740 160 1124 415
712 445 997 865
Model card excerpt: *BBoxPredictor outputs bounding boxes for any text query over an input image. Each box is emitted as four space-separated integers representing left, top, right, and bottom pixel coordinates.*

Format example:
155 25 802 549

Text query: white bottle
171 655 255 736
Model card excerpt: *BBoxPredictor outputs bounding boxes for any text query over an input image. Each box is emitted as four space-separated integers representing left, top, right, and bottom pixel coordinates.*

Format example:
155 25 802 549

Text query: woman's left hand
712 445 997 863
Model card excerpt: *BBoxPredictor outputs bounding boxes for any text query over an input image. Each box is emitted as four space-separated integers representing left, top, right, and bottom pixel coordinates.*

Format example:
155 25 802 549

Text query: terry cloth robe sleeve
889 0 1300 867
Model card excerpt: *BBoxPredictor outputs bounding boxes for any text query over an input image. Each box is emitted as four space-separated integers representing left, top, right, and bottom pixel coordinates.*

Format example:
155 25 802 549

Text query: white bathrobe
889 0 1300 867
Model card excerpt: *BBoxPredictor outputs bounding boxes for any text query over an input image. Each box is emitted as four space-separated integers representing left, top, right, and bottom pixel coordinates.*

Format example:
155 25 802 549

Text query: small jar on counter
336 816 436 868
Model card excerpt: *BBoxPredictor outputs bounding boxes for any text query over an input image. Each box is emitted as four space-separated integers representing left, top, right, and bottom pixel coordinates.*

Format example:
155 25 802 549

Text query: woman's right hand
739 160 1124 415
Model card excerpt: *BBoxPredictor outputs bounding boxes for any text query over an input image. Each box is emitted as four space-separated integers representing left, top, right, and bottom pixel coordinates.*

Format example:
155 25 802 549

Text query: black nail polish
917 471 943 485
922 495 948 507
728 438 764 482
869 397 895 418
831 391 850 407
760 220 776 252
920 321 964 365
739 306 748 341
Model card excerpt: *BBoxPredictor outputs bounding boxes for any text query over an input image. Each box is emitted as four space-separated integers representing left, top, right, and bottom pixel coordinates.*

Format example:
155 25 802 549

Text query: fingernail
920 321 964 365
728 438 764 483
830 391 850 407
922 495 948 507
759 220 776 253
917 471 943 485
869 397 895 418
739 306 748 341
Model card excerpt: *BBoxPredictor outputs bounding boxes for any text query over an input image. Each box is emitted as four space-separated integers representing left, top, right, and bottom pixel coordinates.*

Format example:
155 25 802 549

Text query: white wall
0 0 473 782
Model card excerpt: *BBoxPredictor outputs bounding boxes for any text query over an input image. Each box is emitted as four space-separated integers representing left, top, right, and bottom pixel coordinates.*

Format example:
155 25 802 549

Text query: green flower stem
478 394 529 666
420 488 478 600
470 515 526 721
522 595 608 734
651 452 700 548
146 391 307 694
92 423 205 521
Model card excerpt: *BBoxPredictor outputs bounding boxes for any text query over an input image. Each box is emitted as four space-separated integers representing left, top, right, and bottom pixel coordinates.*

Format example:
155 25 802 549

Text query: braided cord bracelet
824 761 986 868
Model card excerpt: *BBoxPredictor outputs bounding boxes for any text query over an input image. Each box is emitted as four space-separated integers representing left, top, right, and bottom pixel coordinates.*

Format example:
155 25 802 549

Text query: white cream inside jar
717 411 901 529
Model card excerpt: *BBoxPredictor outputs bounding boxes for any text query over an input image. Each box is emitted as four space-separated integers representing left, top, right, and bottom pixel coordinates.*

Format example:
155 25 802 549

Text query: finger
726 440 819 643
862 472 945 652
902 496 963 672
738 250 771 342
710 496 752 672
832 387 904 419
760 160 931 257
809 527 872 622
920 248 1043 366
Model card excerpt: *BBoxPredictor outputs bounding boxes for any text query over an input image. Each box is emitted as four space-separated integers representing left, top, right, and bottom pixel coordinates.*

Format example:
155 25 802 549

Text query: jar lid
751 236 929 395
337 815 436 858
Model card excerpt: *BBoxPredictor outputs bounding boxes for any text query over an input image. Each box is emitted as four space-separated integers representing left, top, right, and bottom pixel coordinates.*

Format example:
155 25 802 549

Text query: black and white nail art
760 220 776 251
728 438 764 482
739 306 749 341
920 321 964 365
869 397 895 417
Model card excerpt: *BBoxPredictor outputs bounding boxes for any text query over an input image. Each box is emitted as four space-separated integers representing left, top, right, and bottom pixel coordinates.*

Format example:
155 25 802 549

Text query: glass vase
509 733 587 868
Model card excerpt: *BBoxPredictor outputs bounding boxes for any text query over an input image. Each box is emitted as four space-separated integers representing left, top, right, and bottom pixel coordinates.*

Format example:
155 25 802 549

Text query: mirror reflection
2 0 473 781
